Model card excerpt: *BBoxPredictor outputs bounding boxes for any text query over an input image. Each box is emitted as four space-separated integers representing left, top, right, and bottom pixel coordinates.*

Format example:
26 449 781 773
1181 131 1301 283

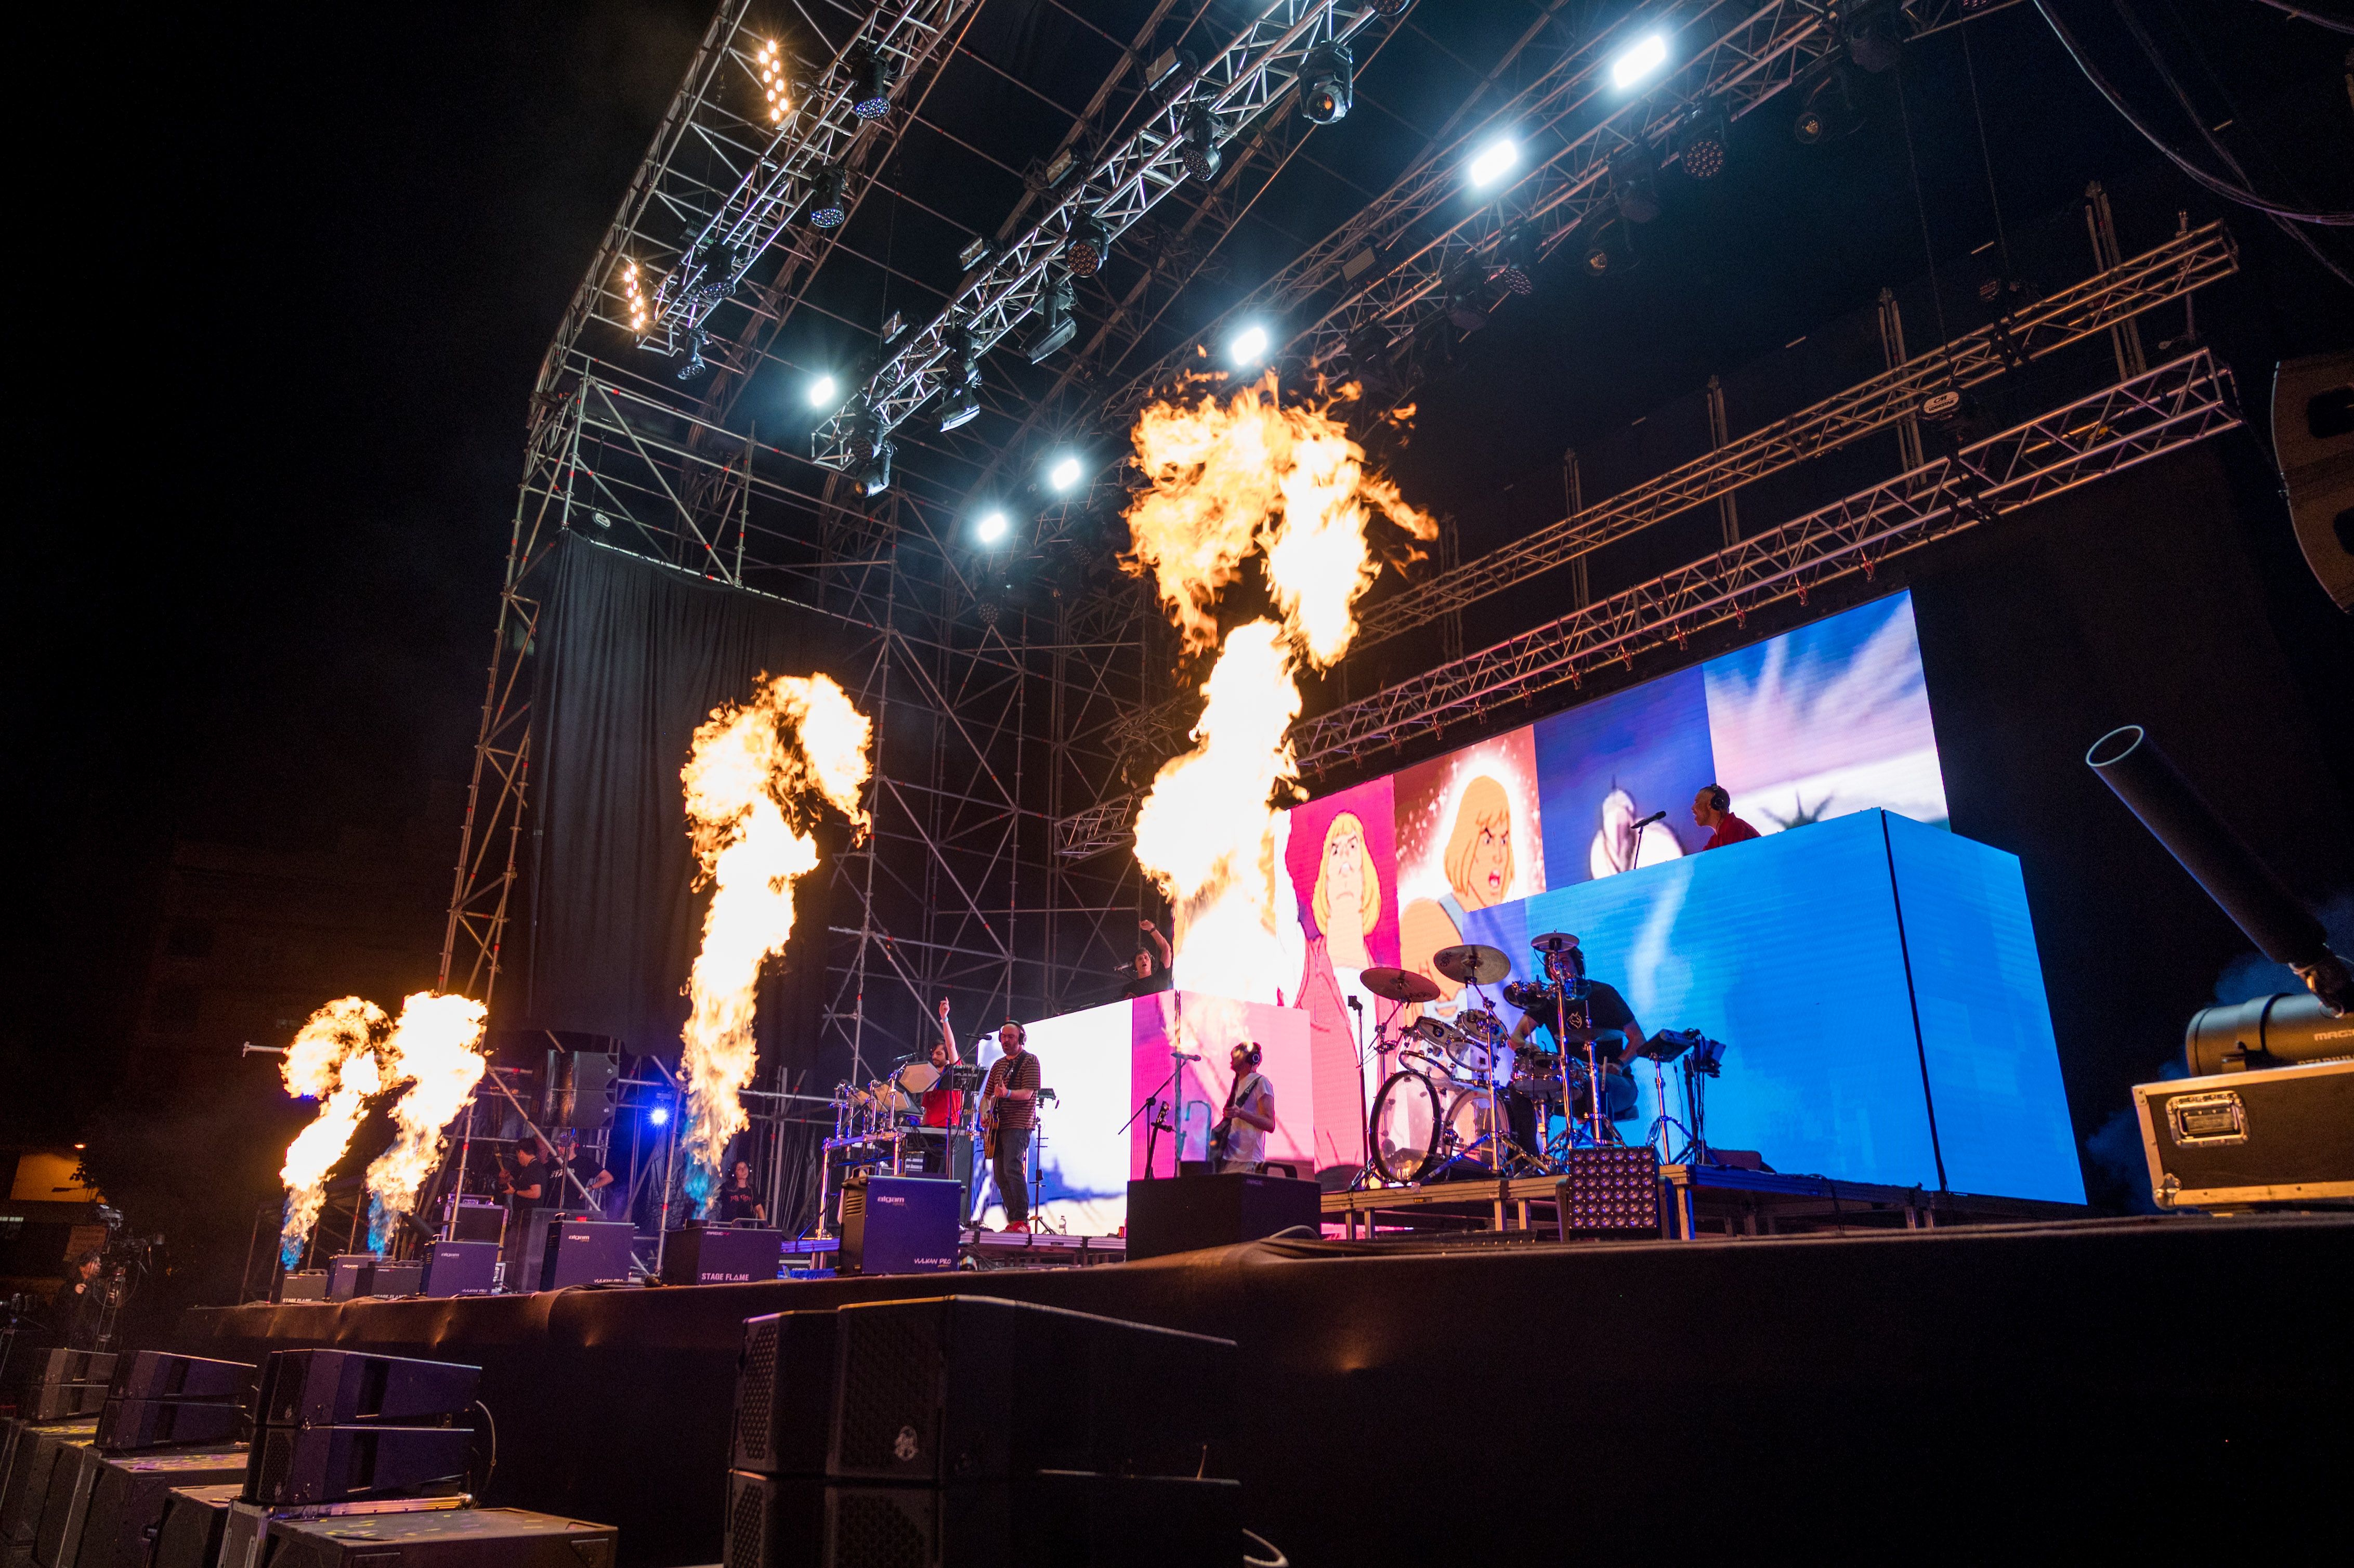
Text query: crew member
1691 783 1761 850
1212 1043 1276 1175
1120 919 1175 999
1507 939 1646 1145
497 1138 548 1220
981 1022 1042 1232
58 1250 106 1350
550 1128 614 1214
716 1159 767 1224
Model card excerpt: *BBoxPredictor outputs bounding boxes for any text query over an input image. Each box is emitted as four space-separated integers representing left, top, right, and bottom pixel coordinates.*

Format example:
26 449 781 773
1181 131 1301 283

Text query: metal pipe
2085 725 2352 1012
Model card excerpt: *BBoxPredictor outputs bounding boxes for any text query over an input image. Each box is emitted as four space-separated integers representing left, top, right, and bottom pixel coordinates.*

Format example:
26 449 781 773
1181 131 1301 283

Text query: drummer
904 998 965 1181
1506 937 1644 1134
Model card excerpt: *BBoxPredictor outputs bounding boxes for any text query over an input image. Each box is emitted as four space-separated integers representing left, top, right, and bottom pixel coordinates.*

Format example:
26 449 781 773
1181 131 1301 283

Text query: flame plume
679 672 872 1210
363 992 489 1250
1124 377 1434 994
277 997 391 1267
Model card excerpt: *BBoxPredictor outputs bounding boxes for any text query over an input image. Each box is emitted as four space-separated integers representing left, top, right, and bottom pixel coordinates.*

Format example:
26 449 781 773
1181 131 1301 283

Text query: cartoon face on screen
1445 776 1516 910
1312 811 1380 970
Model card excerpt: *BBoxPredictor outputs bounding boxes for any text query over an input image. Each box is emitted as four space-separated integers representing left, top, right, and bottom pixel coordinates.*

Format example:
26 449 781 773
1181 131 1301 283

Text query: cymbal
1530 931 1580 954
1362 966 1442 1004
1433 943 1512 985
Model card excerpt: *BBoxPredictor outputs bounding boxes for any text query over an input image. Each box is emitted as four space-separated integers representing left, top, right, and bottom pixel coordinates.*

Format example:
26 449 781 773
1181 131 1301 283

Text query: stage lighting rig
1845 3 1901 74
1676 103 1730 180
620 260 648 332
1468 137 1519 189
1793 68 1860 145
1610 32 1669 90
808 165 848 228
856 441 894 496
679 328 709 381
1066 215 1110 278
1368 0 1413 15
1444 263 1494 333
938 328 982 432
1026 272 1077 363
807 373 839 408
1494 226 1538 296
1300 42 1352 125
1046 453 1083 492
755 37 791 124
975 509 1010 543
1582 215 1632 278
1228 322 1271 367
1611 143 1661 224
850 45 895 121
1181 104 1222 181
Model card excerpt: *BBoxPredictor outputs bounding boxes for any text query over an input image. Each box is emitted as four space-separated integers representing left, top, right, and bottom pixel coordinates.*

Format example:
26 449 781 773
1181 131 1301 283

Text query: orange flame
679 672 872 1208
278 997 391 1265
362 992 489 1248
1124 377 1434 992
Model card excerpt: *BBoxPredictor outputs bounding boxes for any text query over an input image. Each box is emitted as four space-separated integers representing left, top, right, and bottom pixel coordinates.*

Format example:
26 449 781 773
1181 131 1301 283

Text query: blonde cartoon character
1399 776 1515 1009
1294 810 1384 1168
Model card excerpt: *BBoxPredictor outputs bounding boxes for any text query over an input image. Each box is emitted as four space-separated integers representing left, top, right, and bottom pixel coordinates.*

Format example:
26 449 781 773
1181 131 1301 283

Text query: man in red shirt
921 998 963 1128
1691 783 1762 850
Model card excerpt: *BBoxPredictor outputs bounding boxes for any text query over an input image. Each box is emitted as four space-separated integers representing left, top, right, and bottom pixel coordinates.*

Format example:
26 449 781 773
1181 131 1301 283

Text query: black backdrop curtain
519 535 851 1082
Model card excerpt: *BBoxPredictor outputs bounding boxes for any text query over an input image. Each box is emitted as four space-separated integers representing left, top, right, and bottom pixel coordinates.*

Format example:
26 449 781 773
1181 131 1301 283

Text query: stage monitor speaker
827 1296 1236 1486
662 1226 783 1287
32 1445 98 1568
0 1419 21 1511
242 1427 469 1507
2270 352 2354 611
107 1354 253 1407
148 1484 240 1568
440 1198 505 1245
276 1272 327 1303
75 1454 246 1568
2133 1058 2354 1210
25 1388 108 1421
535 1220 634 1291
722 1469 1241 1568
24 1353 119 1390
731 1313 838 1478
261 1506 616 1568
835 1175 959 1276
325 1256 379 1302
367 1260 424 1298
1122 1173 1322 1260
4 1428 93 1551
95 1401 247 1454
1557 1146 1664 1234
421 1241 498 1299
255 1352 480 1432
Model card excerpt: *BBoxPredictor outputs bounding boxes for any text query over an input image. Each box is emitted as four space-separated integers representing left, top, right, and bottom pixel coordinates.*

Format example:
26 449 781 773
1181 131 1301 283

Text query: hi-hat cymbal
1433 943 1512 985
1530 931 1580 954
1362 966 1442 1004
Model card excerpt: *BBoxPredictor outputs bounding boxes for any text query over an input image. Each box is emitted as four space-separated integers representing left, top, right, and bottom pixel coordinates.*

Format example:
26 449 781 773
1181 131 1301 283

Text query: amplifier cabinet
324 1257 377 1303
95 1402 246 1455
24 1391 106 1424
31 1445 98 1568
23 1357 116 1392
2133 1058 2354 1209
835 1177 959 1276
731 1314 838 1478
439 1198 505 1245
2 1427 95 1558
535 1221 635 1292
661 1226 783 1287
147 1484 241 1568
367 1262 424 1299
254 1353 480 1433
74 1451 246 1568
276 1274 327 1304
106 1355 251 1407
723 1469 1240 1568
242 1427 468 1508
1123 1173 1322 1260
420 1243 497 1300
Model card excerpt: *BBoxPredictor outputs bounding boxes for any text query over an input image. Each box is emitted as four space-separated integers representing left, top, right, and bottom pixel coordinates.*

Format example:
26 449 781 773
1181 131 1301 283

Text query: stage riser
169 1217 2350 1558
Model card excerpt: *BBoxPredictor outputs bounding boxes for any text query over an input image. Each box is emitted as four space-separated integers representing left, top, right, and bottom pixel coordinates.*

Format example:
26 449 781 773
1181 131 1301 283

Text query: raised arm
1141 919 1172 968
937 998 959 1062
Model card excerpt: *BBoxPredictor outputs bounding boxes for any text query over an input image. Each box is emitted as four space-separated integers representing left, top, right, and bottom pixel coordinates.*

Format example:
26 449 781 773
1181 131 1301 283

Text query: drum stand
1351 999 1408 1191
1642 1054 1692 1164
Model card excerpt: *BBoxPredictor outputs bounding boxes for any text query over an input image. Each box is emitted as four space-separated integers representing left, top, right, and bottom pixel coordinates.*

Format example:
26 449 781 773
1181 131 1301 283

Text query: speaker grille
723 1476 766 1568
255 1430 294 1504
835 1313 934 1475
736 1319 777 1468
834 1491 930 1568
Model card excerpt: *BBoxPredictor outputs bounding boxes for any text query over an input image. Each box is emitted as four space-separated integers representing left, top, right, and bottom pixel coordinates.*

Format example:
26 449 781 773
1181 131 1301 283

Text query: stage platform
171 1213 2348 1559
777 1229 1126 1272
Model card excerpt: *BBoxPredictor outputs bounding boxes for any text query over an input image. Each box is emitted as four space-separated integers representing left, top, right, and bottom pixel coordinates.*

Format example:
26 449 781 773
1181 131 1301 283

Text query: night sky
10 2 2350 1254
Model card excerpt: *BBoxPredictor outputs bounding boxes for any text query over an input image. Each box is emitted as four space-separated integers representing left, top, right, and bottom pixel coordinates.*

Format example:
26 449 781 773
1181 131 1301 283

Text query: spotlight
1581 213 1633 277
620 258 648 332
1300 42 1352 125
1676 103 1730 180
850 45 894 120
1610 32 1669 90
1494 226 1538 296
807 373 838 408
938 326 982 432
1025 272 1077 363
1181 103 1221 180
678 328 709 381
1066 215 1110 278
976 509 1009 543
648 1105 669 1126
1846 3 1902 74
1444 264 1493 332
1228 322 1270 366
857 439 894 498
1047 453 1083 492
1468 137 1519 188
756 38 791 124
1792 68 1860 145
808 165 847 227
1610 142 1661 223
1368 0 1413 15
1345 324 1396 391
939 381 979 432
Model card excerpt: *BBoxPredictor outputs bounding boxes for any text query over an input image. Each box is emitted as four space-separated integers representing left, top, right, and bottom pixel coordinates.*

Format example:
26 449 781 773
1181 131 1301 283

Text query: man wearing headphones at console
1211 1041 1276 1175
1691 782 1761 850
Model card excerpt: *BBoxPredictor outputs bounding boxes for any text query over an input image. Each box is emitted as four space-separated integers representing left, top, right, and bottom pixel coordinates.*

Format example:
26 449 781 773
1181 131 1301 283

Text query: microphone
1632 809 1667 829
1346 997 1363 1012
1171 1052 1201 1062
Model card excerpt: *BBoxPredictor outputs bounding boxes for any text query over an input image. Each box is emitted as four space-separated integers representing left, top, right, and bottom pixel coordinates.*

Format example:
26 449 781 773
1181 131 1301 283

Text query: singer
1691 784 1761 850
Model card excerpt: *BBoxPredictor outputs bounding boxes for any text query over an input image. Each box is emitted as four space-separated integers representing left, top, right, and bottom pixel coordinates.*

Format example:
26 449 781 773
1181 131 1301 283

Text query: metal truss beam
1293 351 2239 770
1350 220 2238 648
812 0 1412 468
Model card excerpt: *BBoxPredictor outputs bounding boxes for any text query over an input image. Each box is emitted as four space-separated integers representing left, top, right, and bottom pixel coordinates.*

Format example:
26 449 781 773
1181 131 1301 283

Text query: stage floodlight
1181 104 1221 180
620 259 648 332
1300 42 1352 125
1047 453 1083 492
1846 3 1901 73
1792 68 1859 145
807 373 838 408
1494 226 1538 296
939 381 980 433
1611 143 1661 224
851 45 894 120
1581 212 1633 278
976 509 1010 543
1611 33 1669 90
678 328 709 382
856 439 894 498
1469 137 1519 188
1066 215 1110 278
1025 273 1077 363
808 165 847 227
1676 103 1730 180
1369 0 1413 15
648 1105 669 1126
757 38 791 124
1228 323 1270 367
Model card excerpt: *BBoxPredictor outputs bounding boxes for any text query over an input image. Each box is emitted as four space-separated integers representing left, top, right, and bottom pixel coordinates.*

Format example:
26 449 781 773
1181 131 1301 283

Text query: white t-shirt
1223 1072 1272 1166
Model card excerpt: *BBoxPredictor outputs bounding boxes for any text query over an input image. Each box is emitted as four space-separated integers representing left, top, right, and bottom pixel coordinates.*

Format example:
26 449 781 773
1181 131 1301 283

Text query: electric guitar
1208 1072 1262 1168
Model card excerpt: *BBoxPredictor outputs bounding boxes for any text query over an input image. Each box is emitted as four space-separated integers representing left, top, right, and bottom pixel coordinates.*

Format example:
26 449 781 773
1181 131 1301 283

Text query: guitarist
1211 1042 1277 1175
979 1022 1042 1232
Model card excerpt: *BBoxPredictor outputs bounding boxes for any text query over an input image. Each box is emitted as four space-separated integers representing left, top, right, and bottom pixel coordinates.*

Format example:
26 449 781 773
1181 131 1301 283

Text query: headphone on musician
1233 1040 1263 1068
1705 783 1731 814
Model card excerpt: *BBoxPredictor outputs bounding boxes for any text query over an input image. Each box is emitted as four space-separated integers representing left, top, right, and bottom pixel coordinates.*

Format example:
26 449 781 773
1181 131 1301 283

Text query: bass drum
1369 1069 1447 1184
1444 1088 1497 1161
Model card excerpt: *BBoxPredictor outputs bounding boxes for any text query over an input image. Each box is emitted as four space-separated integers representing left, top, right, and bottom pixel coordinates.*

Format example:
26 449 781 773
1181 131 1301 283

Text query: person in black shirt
1119 919 1175 1000
1506 939 1645 1150
498 1139 548 1221
716 1159 767 1225
549 1129 614 1215
58 1250 107 1350
980 1022 1043 1231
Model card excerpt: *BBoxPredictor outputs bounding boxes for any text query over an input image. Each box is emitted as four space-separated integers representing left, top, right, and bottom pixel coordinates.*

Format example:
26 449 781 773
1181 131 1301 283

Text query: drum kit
1359 933 1731 1184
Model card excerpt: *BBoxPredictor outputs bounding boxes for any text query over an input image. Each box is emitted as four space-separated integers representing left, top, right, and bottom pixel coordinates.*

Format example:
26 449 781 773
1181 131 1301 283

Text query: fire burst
363 992 489 1250
679 672 872 1211
1125 376 1434 995
278 997 391 1267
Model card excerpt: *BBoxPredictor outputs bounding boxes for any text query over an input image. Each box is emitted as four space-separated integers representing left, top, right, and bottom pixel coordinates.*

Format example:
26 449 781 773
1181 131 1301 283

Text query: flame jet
362 991 489 1250
277 998 393 1268
1123 376 1434 995
679 672 872 1211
